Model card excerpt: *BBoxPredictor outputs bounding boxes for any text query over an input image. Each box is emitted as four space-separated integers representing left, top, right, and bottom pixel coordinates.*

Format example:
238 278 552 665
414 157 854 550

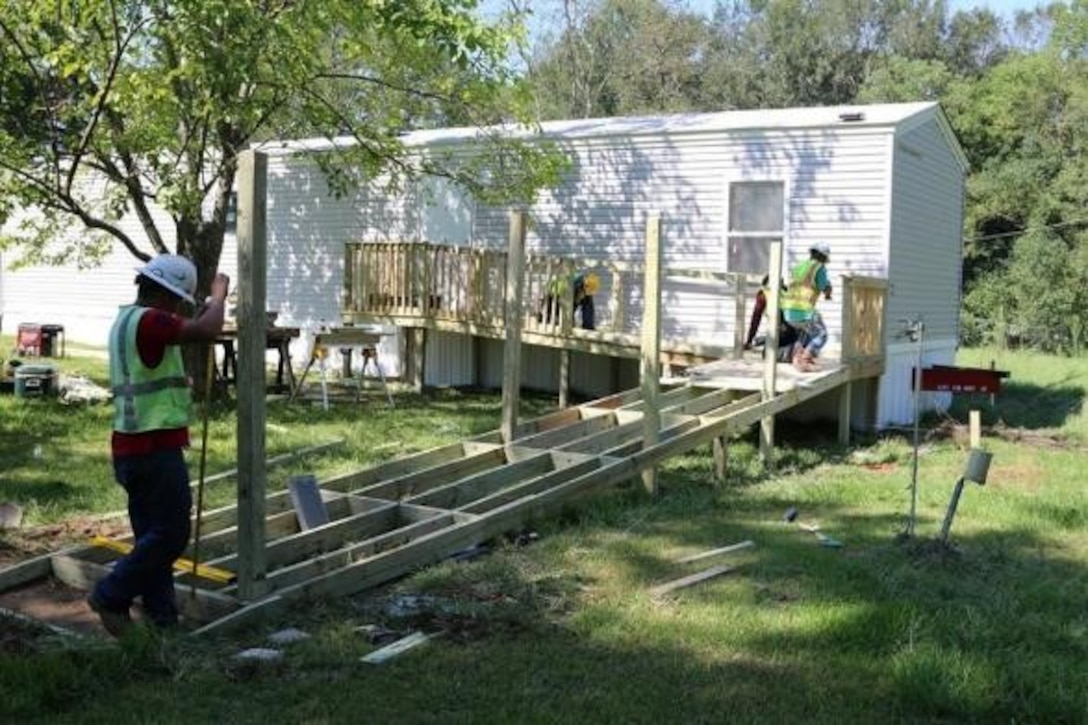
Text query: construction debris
234 647 284 663
288 474 329 530
650 539 754 597
360 631 432 664
651 564 737 597
0 502 23 530
267 627 310 645
675 539 755 564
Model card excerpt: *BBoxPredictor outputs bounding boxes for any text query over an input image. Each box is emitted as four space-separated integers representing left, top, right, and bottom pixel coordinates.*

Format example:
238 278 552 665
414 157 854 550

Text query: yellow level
89 536 237 585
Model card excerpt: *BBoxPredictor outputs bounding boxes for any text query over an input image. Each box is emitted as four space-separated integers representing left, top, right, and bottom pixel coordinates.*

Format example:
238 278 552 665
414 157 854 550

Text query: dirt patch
0 517 129 568
0 578 108 641
930 419 1077 450
861 462 899 474
984 463 1046 492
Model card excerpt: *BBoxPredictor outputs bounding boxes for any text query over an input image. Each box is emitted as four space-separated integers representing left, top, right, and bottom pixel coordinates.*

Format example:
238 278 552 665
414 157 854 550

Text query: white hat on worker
810 241 831 258
136 254 198 304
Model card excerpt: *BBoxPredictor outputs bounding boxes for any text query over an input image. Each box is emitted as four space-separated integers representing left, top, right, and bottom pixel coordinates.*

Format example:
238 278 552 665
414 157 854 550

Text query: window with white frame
726 181 784 275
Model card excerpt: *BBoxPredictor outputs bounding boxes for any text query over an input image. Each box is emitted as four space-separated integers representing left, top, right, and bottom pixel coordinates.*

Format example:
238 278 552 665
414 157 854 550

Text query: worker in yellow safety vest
541 270 601 330
780 242 833 372
88 255 230 637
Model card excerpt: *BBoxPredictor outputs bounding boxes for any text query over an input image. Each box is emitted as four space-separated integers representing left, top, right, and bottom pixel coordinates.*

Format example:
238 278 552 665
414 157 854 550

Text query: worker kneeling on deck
743 275 798 363
88 255 230 637
541 270 600 330
780 242 832 373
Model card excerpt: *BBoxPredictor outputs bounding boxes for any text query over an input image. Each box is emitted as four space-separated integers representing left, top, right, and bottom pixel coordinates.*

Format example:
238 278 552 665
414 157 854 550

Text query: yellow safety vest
110 306 192 433
780 260 824 314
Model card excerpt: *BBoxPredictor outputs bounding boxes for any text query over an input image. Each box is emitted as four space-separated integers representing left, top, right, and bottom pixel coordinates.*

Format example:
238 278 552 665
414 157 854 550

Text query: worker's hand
210 272 230 302
823 286 832 301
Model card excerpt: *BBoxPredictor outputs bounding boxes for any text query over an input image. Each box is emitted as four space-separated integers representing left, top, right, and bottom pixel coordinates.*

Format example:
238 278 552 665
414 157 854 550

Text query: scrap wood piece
650 564 737 598
288 474 329 530
675 539 755 564
360 630 433 664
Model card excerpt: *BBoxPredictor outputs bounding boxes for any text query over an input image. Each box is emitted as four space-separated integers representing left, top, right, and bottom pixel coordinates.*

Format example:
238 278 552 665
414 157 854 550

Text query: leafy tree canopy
0 0 566 295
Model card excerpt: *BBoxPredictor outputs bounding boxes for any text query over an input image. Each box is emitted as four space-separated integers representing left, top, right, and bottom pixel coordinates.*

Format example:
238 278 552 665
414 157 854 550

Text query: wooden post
235 150 268 600
558 349 571 409
969 409 981 449
733 273 746 359
835 276 852 446
840 276 855 363
558 258 574 409
611 264 625 332
341 243 354 320
407 327 426 392
838 381 852 445
641 214 663 495
501 211 528 444
712 437 728 482
759 241 784 468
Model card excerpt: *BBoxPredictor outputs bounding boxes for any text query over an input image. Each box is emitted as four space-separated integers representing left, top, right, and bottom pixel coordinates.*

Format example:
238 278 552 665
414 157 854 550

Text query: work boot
87 593 133 638
792 348 816 373
791 345 812 372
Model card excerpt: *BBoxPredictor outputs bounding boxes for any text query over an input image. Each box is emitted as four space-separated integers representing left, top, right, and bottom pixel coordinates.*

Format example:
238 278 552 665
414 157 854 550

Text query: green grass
951 346 1088 441
1 342 1086 723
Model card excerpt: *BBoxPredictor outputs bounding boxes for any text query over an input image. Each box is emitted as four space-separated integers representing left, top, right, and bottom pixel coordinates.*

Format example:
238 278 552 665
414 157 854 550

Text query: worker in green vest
780 242 832 372
88 255 229 637
541 270 600 330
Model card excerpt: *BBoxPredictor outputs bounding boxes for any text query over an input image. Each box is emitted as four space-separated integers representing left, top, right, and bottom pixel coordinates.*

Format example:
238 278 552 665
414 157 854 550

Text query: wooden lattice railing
840 276 888 363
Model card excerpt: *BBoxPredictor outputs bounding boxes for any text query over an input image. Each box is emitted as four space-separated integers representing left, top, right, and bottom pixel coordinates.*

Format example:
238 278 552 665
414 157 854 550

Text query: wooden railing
342 241 887 365
840 276 888 364
343 241 669 338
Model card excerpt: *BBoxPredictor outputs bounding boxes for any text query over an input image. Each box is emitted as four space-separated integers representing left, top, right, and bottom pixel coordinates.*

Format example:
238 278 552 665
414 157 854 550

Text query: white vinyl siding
886 123 965 344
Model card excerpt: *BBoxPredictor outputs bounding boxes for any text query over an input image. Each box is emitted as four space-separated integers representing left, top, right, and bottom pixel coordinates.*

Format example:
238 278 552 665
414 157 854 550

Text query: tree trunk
178 215 229 403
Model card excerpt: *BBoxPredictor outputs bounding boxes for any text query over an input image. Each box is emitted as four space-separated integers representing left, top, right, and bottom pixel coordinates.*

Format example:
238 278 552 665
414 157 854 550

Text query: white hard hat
136 254 197 304
810 241 831 258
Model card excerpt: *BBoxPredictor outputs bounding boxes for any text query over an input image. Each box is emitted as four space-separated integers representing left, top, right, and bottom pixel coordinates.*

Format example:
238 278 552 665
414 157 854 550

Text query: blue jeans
92 448 192 627
788 312 828 357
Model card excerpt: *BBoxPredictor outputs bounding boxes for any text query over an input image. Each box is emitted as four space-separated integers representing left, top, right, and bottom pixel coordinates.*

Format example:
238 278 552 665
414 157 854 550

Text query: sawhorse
290 327 393 407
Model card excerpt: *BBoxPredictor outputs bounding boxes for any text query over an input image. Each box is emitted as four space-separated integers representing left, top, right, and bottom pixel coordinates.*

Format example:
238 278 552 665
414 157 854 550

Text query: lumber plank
458 456 605 515
0 551 64 592
360 631 432 664
675 540 755 564
317 442 494 495
404 452 555 509
354 446 509 501
505 413 617 451
650 564 737 597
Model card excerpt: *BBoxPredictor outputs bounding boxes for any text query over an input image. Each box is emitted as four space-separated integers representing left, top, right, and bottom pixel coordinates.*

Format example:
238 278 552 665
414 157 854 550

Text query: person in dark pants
743 275 798 360
88 255 229 636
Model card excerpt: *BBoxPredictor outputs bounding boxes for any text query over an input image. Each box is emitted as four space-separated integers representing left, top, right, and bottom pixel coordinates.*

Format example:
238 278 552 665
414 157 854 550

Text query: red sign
914 365 1010 394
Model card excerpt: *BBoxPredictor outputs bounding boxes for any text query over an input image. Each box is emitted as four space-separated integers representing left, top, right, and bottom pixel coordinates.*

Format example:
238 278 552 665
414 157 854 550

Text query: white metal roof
257 101 967 170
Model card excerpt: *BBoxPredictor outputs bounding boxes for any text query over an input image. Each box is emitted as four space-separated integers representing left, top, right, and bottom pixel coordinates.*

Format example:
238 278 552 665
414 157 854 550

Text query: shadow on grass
947 379 1085 430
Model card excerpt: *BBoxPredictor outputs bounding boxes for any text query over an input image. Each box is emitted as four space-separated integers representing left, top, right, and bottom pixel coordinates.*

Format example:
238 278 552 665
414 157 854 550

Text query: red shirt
111 308 191 457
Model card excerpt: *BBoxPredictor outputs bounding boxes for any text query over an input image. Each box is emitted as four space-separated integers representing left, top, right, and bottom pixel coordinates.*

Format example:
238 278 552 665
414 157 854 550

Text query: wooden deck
340 241 889 371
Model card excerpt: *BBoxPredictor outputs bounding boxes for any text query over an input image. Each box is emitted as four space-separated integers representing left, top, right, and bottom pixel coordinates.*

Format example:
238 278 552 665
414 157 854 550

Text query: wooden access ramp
0 365 855 636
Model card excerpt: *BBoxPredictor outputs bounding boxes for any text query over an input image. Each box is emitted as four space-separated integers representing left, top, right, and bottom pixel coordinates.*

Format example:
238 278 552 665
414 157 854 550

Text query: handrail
343 241 887 365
